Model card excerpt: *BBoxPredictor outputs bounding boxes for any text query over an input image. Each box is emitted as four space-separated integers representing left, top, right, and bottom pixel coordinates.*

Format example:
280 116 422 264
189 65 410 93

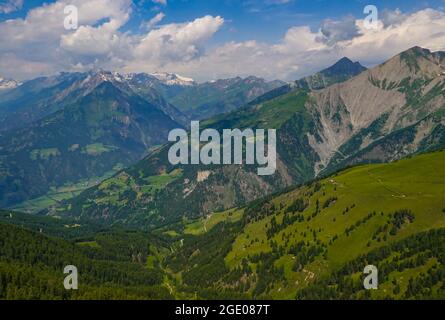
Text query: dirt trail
366 170 406 198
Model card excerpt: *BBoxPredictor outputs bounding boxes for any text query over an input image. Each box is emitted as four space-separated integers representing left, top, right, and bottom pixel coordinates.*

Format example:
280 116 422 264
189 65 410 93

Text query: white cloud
154 8 445 81
152 0 167 6
125 15 224 72
0 0 23 14
143 12 165 29
319 16 360 45
0 0 224 80
1 2 445 82
342 8 445 66
0 0 134 78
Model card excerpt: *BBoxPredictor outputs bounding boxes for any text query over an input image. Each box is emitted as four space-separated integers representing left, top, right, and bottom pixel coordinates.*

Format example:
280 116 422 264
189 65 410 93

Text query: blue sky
3 0 444 43
1 0 445 81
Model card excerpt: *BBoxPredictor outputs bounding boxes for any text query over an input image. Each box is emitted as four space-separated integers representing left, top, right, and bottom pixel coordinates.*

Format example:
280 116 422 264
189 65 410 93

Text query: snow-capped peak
149 72 195 86
0 76 20 90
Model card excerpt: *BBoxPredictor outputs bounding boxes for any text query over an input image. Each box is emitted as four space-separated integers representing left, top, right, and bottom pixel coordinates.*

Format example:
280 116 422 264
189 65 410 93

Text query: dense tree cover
1 210 444 300
0 223 171 300
296 229 445 300
0 173 442 301
286 198 308 213
266 213 304 239
167 222 242 290
250 252 285 297
0 210 104 240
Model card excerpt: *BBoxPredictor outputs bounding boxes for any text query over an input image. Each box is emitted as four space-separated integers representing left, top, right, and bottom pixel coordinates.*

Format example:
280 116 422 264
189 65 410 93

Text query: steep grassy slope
1 150 444 300
164 149 445 299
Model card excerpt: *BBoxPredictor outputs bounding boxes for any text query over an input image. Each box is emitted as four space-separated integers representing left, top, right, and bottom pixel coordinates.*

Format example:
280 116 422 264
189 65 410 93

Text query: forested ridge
0 222 171 300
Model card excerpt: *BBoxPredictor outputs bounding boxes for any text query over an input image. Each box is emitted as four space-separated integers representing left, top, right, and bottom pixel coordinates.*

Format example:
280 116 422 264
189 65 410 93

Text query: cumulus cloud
319 16 360 45
380 8 407 27
1 2 445 82
0 0 23 14
0 0 224 79
142 12 165 29
128 15 224 69
158 8 445 81
0 0 134 78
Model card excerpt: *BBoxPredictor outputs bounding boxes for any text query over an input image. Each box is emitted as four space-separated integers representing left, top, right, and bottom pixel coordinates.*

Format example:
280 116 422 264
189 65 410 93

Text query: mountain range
54 47 445 229
0 70 283 209
1 46 445 300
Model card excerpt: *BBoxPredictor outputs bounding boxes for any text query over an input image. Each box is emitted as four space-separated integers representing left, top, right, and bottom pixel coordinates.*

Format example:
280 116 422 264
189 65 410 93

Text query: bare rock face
306 46 445 174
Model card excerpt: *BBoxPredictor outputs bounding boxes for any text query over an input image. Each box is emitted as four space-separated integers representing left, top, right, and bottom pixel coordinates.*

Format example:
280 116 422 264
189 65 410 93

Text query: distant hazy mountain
245 57 367 108
0 73 85 132
0 71 191 133
0 74 182 208
56 47 445 228
0 70 289 209
167 76 286 120
103 72 284 122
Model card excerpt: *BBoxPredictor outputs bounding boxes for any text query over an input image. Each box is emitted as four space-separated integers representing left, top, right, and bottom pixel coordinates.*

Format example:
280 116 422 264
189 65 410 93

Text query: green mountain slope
163 149 445 299
56 89 313 227
1 149 444 300
0 72 87 132
0 71 291 211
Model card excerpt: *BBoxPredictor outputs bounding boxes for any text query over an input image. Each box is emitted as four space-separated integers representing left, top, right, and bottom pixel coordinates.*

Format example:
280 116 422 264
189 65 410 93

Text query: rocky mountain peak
322 57 367 77
306 46 445 173
368 46 445 85
149 72 196 86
